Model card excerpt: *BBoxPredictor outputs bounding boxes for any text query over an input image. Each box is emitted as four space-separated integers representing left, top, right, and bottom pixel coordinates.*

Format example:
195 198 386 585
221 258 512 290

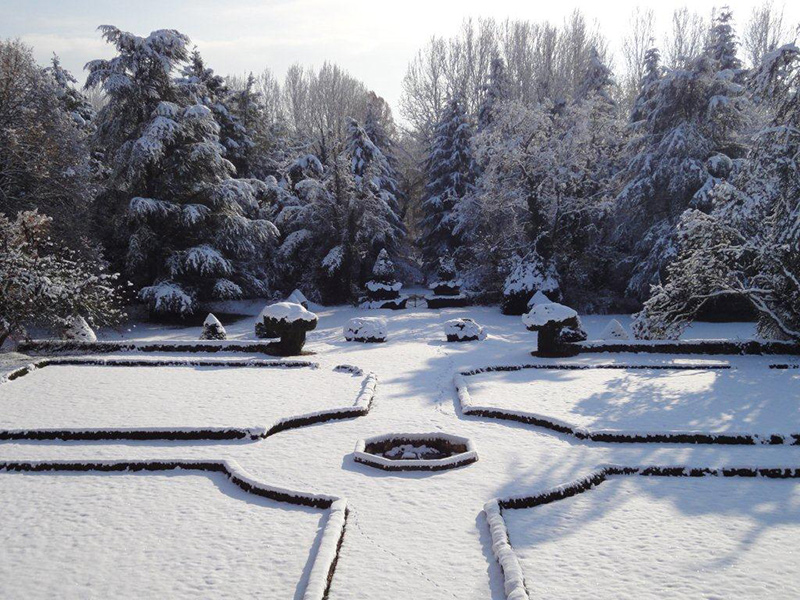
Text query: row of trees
1 4 798 343
411 6 800 340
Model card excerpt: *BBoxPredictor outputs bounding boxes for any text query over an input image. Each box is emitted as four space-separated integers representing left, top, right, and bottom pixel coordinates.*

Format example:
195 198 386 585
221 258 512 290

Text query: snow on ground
504 476 800 599
0 363 362 430
0 471 322 600
465 362 800 436
1 302 799 598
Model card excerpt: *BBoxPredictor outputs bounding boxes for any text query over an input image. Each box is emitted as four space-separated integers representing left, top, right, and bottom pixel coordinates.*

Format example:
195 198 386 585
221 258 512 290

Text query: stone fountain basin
354 432 478 471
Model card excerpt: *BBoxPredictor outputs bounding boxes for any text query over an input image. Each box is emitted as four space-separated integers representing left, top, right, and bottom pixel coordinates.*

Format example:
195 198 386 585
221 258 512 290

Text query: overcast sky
2 0 797 121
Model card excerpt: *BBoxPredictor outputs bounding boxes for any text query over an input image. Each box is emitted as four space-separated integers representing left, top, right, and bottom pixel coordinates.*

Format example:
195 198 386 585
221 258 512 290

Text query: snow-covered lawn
504 476 800 599
1 302 799 598
0 362 362 430
0 471 322 599
464 362 800 437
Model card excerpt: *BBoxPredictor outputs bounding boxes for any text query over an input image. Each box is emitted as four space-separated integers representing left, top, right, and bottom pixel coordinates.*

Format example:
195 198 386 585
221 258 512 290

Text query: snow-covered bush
523 302 587 356
527 290 552 309
255 302 318 355
429 256 461 296
444 318 486 342
0 211 125 347
502 254 560 315
364 249 403 301
344 317 387 343
287 289 309 308
199 313 226 340
600 319 629 341
62 316 97 343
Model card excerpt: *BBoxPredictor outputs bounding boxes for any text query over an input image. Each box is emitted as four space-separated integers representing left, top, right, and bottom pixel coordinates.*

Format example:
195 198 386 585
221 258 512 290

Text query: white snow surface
522 302 577 328
365 280 402 292
465 363 800 436
344 317 387 341
504 476 800 599
203 312 222 327
0 364 361 430
1 304 799 599
0 471 322 599
258 301 317 323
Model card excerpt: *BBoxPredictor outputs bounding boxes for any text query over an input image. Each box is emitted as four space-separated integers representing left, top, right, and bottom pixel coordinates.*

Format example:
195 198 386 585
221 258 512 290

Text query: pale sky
2 0 797 121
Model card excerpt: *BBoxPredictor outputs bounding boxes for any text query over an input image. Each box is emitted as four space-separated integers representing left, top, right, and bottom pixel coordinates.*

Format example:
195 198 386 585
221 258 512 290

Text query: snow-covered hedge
255 302 318 355
444 318 486 342
522 302 587 357
599 319 629 341
344 317 387 343
353 432 478 471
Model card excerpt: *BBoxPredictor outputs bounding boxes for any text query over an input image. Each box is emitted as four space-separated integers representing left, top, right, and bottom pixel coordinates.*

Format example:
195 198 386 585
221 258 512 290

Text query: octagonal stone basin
354 432 478 471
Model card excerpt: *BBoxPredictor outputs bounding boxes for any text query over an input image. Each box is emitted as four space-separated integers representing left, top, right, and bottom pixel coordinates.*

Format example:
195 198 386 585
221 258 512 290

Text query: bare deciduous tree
742 1 790 67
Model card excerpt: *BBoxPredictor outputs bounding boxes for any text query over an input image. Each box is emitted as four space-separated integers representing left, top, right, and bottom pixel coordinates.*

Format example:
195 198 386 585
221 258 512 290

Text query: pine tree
631 47 663 124
612 11 749 302
87 26 278 317
419 98 476 271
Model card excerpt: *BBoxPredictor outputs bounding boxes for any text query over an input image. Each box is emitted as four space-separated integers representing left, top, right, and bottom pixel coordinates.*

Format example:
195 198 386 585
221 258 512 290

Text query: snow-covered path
1 304 799 598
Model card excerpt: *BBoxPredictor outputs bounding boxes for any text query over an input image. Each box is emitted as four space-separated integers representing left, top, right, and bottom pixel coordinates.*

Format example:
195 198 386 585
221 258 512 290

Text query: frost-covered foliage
273 119 407 304
0 211 125 346
199 313 227 340
86 26 278 316
455 48 624 309
0 41 96 247
613 10 750 301
477 57 509 131
420 98 476 270
634 42 800 341
62 315 98 343
502 253 560 315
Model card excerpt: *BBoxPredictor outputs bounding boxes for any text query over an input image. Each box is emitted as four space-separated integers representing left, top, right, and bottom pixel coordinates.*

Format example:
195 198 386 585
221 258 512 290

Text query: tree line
1 4 798 343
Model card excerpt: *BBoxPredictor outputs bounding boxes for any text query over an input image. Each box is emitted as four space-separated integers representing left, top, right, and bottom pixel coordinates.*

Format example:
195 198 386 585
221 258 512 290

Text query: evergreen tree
611 11 748 302
419 98 476 271
87 26 278 316
631 47 663 124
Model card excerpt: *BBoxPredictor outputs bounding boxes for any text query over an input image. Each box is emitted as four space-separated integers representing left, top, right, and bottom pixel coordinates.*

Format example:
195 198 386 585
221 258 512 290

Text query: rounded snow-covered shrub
600 319 629 341
61 315 97 343
444 318 486 342
502 254 559 315
344 317 387 343
287 289 309 308
199 313 227 340
255 302 318 355
707 153 733 179
523 302 587 357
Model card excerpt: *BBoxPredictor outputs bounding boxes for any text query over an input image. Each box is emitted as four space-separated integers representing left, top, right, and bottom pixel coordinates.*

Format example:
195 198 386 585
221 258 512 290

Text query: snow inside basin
0 362 363 431
0 470 323 598
504 476 800 599
354 432 477 471
464 363 800 438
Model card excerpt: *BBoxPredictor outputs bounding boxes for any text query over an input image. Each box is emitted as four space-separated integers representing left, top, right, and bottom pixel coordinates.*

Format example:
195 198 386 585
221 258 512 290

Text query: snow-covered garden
2 300 800 599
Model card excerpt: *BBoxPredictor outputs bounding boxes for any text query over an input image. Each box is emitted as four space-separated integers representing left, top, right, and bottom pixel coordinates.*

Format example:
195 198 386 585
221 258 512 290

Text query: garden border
0 358 377 442
0 459 347 600
572 339 800 355
16 339 309 357
455 363 800 445
485 464 800 600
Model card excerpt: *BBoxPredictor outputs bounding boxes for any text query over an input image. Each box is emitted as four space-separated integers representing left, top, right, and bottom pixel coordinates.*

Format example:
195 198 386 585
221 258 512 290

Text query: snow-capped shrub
364 249 403 302
139 281 196 317
444 318 485 342
600 319 629 341
527 290 552 309
429 256 462 296
344 317 387 343
523 302 586 356
62 316 97 343
502 253 559 315
255 302 318 355
287 289 309 308
199 313 226 340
